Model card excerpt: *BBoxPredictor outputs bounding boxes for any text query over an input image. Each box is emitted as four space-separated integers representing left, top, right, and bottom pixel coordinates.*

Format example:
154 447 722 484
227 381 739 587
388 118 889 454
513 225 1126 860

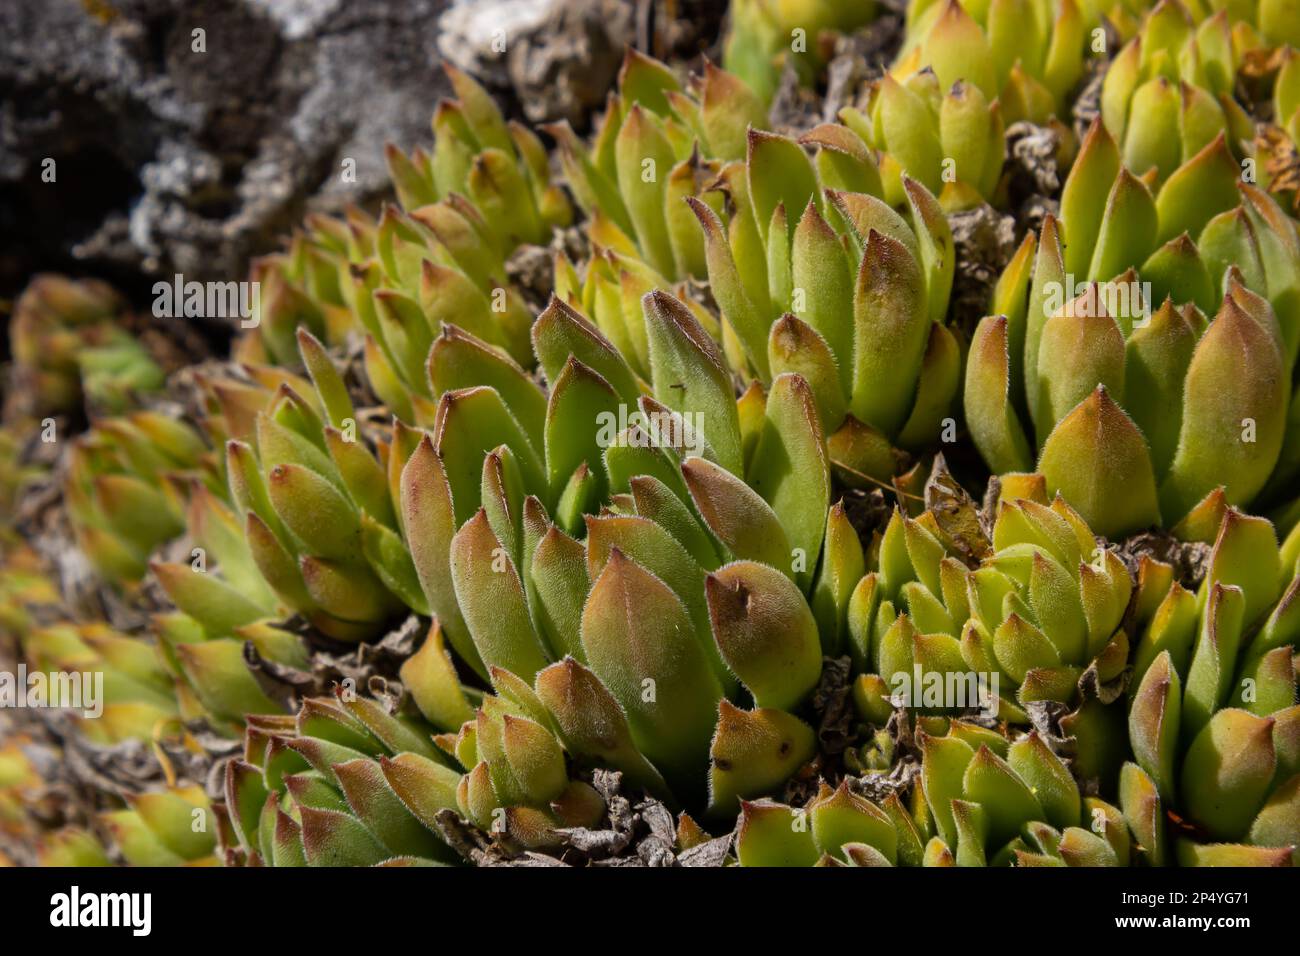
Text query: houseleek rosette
967 118 1300 539
723 0 879 104
690 125 959 487
735 722 1131 866
549 49 767 284
8 274 163 417
63 412 210 587
1125 506 1300 865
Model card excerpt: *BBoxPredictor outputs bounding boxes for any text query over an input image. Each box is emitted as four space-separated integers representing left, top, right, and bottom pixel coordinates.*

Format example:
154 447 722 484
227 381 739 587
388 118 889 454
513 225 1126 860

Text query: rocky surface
440 0 635 127
1 0 460 302
0 0 725 310
439 0 727 127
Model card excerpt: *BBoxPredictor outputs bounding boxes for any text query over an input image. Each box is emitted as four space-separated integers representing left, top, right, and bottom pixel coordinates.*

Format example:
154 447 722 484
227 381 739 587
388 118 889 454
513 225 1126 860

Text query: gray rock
438 0 729 129
1 0 452 300
439 0 635 127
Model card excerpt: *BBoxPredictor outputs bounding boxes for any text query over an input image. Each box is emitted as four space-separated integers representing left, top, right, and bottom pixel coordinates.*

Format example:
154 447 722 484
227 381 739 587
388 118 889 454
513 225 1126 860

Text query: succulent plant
385 63 571 247
1274 45 1300 147
18 622 179 746
732 786 907 866
0 737 54 866
549 241 725 389
0 429 46 529
238 78 548 398
1256 0 1300 47
549 50 766 283
12 0 1300 873
846 477 1137 788
154 271 825 728
896 0 1089 124
968 118 1300 539
241 196 537 399
723 0 879 104
0 716 115 867
6 830 91 868
1168 0 1300 48
1125 506 1300 864
29 826 114 867
93 783 220 867
735 722 1131 866
846 71 1011 210
0 554 249 866
906 722 1132 866
689 128 961 485
207 280 870 861
0 543 61 639
1100 1 1258 188
170 338 417 643
7 275 164 419
222 278 1300 866
140 339 429 731
0 739 39 836
221 693 475 866
410 288 840 803
63 412 211 588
